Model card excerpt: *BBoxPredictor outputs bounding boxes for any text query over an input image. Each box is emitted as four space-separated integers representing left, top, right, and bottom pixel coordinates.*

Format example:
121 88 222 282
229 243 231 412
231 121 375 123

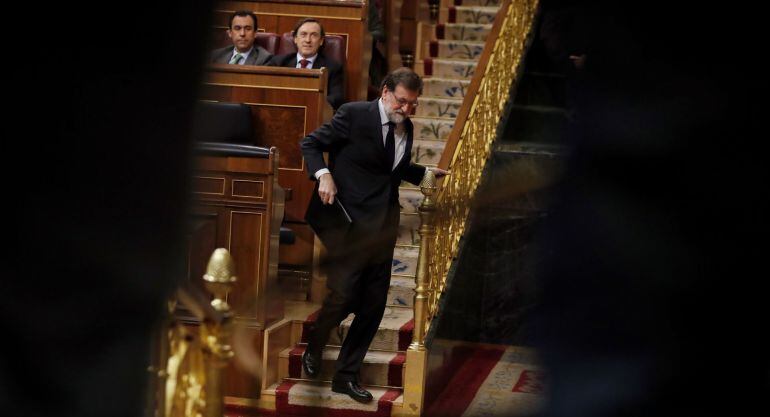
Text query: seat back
277 33 346 65
190 102 254 144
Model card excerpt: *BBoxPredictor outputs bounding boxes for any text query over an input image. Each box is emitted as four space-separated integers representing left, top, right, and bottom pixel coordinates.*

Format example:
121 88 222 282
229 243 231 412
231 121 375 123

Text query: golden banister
423 0 537 345
149 248 237 417
403 0 539 414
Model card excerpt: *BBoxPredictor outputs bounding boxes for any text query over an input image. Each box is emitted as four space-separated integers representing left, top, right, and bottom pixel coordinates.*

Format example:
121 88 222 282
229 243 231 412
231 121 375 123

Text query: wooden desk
188 147 284 328
200 64 331 223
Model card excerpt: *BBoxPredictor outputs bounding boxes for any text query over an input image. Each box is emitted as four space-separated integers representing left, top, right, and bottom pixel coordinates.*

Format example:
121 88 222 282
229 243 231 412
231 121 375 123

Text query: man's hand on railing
428 167 450 178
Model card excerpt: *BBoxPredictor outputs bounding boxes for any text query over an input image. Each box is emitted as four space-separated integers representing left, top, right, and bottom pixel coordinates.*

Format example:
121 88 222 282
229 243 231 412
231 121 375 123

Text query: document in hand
305 194 353 239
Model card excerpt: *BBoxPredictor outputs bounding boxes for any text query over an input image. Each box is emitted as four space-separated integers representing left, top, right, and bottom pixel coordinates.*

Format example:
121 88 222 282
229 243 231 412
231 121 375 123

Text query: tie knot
386 121 395 128
229 53 243 65
300 59 310 68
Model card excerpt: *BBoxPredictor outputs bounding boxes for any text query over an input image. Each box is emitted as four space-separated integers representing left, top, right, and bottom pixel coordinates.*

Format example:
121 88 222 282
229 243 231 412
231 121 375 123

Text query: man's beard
385 108 406 124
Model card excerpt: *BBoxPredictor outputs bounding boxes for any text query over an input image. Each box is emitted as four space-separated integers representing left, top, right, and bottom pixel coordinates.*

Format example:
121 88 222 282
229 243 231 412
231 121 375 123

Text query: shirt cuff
314 168 331 180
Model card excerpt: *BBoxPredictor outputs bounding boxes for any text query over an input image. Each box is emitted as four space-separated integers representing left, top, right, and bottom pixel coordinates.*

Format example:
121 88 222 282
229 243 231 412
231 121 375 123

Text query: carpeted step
513 72 567 108
411 117 455 141
274 380 402 417
426 40 486 60
422 58 478 80
424 345 543 417
500 104 568 144
392 244 419 275
415 97 463 119
436 23 493 41
387 276 416 308
280 345 406 387
411 139 446 166
398 187 424 214
397 212 421 246
445 6 500 25
301 307 414 352
452 0 503 6
422 77 471 99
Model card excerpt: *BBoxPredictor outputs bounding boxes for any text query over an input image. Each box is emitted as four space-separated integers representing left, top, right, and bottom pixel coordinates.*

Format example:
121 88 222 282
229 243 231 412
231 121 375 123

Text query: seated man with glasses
268 17 345 110
210 10 273 66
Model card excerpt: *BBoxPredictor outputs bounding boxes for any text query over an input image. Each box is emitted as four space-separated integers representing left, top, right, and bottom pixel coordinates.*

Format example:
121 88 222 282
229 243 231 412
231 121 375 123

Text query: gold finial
420 169 437 198
203 248 236 313
203 248 236 285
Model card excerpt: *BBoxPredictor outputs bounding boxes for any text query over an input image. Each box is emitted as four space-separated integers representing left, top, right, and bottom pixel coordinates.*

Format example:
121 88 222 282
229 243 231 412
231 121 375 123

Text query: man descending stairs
264 1 504 416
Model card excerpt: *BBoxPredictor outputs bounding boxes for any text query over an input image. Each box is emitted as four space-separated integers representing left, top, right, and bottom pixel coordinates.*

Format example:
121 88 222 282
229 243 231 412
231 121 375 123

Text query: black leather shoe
331 380 373 403
301 349 321 378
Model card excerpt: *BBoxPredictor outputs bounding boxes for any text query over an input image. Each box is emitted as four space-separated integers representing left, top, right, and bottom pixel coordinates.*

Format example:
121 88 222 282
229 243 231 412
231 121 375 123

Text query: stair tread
273 380 403 407
280 345 406 365
302 306 413 328
451 5 501 11
433 39 487 47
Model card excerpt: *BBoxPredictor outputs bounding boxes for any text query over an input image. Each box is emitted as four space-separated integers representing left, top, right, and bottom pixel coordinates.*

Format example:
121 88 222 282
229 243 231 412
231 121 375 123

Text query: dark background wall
2 2 213 417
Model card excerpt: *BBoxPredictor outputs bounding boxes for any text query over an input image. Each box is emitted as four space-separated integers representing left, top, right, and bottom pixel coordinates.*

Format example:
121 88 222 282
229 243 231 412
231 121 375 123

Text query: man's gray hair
380 67 423 94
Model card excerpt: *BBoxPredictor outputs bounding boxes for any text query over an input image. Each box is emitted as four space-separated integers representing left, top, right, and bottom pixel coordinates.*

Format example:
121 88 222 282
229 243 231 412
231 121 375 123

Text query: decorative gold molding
193 176 226 195
215 9 363 21
232 179 265 199
204 82 322 92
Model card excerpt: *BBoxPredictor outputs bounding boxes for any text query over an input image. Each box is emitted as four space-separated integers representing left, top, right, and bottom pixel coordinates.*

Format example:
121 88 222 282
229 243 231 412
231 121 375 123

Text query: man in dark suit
299 68 447 402
269 18 345 110
210 10 272 66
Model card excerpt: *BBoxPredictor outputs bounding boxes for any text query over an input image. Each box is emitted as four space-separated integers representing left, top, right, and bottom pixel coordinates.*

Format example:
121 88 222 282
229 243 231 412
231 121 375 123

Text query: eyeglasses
390 91 419 108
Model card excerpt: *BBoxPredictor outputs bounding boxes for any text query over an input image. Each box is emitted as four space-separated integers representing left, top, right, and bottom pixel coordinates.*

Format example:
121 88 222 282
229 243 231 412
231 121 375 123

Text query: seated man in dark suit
268 18 345 110
210 10 272 66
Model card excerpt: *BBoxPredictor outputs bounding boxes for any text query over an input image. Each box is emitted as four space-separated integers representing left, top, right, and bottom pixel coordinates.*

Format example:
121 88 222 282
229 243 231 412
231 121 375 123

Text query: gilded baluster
201 248 236 417
410 169 437 350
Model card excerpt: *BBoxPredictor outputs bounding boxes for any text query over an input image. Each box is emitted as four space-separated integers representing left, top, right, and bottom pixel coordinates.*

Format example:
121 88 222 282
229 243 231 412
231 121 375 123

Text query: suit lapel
245 50 257 65
312 55 324 69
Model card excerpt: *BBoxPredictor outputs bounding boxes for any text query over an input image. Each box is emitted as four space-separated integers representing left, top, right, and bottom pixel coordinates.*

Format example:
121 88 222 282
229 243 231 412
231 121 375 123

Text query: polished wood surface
190 148 284 328
214 0 371 102
201 64 331 223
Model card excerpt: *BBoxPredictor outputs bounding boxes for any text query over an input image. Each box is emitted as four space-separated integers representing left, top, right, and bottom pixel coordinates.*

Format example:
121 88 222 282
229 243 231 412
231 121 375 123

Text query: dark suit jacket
209 45 273 66
300 100 425 251
269 53 345 110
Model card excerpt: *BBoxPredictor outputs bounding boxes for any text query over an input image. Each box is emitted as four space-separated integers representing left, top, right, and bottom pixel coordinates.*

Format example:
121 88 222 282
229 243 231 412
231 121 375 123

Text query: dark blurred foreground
1 1 768 417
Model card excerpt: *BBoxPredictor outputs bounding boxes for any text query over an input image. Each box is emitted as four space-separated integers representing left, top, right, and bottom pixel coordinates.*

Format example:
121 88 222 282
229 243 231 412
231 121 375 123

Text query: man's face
294 22 324 58
381 84 419 124
228 15 257 53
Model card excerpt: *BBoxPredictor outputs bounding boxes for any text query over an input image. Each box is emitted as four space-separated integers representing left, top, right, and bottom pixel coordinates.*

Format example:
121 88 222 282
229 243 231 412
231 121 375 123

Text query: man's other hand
318 173 337 204
429 167 450 178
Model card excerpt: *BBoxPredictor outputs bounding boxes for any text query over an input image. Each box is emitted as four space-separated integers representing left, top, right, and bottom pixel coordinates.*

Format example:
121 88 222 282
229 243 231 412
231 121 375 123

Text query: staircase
251 1 506 416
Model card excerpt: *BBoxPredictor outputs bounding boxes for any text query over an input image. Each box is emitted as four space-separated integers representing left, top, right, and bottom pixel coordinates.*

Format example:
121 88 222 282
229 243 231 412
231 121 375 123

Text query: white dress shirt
295 53 318 68
230 47 253 64
313 98 407 179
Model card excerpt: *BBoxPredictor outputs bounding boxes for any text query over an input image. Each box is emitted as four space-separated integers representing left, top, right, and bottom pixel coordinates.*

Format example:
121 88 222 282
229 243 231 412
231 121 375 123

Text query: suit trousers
307 211 397 382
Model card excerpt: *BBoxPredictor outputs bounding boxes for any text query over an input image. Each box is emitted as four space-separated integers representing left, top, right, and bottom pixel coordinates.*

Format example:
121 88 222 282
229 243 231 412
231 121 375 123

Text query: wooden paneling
200 65 330 223
214 0 371 103
190 150 283 327
278 222 315 266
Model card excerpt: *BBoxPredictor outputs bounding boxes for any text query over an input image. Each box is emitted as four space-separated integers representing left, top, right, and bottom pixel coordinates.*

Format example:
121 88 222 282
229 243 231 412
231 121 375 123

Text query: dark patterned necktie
300 59 310 68
385 122 395 170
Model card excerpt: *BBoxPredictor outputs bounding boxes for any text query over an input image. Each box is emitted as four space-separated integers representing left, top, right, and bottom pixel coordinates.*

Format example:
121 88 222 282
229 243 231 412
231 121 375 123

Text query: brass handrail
413 0 539 346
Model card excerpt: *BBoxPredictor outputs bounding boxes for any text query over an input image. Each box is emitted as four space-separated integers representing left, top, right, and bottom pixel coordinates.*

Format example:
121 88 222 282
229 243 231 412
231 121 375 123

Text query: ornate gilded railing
414 0 538 346
147 249 236 417
403 1 539 413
